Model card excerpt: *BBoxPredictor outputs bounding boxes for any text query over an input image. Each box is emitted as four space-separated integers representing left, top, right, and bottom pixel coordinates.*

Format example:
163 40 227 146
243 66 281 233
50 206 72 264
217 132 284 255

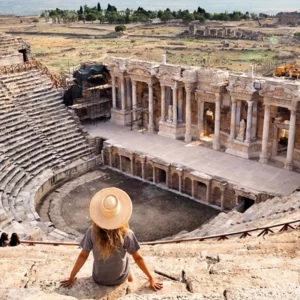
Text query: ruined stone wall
294 112 300 149
278 12 300 25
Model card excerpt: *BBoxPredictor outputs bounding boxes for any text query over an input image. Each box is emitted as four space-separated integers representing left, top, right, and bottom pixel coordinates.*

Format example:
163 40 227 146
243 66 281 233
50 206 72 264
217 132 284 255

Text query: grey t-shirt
80 227 140 286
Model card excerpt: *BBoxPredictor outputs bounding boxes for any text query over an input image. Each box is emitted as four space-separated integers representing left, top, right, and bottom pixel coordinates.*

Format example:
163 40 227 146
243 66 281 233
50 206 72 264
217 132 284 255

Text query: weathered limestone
106 56 300 171
213 94 221 150
184 86 192 143
230 98 237 141
285 108 296 170
1 229 300 300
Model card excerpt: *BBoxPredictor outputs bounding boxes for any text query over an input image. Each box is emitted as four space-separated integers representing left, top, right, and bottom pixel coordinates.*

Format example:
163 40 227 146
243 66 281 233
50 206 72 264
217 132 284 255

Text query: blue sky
0 0 299 15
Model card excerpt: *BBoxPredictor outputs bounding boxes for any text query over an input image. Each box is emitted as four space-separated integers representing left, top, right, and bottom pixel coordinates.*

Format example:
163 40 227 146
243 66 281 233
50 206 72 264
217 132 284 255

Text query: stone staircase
0 33 23 56
0 69 96 242
0 230 299 299
168 192 300 240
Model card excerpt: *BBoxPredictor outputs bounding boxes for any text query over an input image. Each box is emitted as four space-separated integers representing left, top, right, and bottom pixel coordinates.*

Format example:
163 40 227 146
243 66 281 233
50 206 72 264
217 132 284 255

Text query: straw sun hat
89 187 132 230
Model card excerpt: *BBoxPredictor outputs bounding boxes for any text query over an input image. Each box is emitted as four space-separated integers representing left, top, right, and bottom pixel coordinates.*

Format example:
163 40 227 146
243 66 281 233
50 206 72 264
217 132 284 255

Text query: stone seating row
0 70 41 83
0 230 299 299
170 191 300 240
2 70 93 164
0 68 94 241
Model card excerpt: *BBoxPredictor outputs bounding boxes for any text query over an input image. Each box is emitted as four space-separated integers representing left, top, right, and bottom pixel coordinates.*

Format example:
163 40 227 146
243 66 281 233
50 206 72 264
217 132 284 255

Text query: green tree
197 15 206 23
182 13 194 25
98 15 106 23
160 10 173 23
86 12 97 23
115 24 126 33
97 2 102 12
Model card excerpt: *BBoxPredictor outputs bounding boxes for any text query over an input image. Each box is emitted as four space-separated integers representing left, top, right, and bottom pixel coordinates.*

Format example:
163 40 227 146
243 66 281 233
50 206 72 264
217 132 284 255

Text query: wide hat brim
89 187 132 230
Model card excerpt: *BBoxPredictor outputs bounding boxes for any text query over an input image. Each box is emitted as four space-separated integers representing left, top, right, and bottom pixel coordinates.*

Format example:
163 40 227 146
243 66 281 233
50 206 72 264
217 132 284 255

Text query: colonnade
259 105 297 170
110 70 299 171
111 73 154 132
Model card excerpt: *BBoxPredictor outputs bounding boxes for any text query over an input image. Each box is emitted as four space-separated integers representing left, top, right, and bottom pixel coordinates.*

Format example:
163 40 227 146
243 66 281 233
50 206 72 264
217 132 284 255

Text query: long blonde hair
92 222 129 259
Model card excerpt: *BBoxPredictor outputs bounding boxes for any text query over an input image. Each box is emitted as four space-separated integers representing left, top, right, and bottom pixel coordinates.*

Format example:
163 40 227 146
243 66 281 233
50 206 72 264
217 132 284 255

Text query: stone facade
277 11 300 25
103 143 273 211
107 57 300 171
188 24 269 40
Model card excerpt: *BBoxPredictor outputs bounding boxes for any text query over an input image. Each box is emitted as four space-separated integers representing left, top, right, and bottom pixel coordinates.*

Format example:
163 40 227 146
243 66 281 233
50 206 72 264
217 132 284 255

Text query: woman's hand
60 276 77 288
148 278 163 291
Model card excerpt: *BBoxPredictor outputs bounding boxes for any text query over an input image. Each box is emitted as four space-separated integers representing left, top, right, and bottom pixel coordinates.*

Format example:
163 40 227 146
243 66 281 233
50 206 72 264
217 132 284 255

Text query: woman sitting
61 187 163 291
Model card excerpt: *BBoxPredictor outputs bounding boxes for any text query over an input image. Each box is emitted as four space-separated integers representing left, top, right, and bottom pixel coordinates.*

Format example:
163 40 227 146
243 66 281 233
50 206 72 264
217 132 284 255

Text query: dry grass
1 18 300 75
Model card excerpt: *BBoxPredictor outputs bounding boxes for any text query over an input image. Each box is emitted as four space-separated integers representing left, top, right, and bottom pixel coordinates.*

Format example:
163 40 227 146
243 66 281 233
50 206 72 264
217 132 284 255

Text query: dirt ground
1 18 300 75
61 169 219 242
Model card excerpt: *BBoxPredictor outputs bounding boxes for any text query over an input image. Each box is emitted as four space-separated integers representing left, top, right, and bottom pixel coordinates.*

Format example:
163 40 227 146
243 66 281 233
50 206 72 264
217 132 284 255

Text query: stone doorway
203 103 215 141
121 156 131 174
236 196 255 213
171 173 179 191
184 177 192 196
194 181 207 201
212 187 222 206
156 168 167 185
136 161 142 178
272 107 290 161
113 153 120 169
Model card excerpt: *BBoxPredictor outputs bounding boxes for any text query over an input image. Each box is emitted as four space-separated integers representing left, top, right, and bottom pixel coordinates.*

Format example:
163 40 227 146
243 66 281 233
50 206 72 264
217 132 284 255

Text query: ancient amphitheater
0 32 300 299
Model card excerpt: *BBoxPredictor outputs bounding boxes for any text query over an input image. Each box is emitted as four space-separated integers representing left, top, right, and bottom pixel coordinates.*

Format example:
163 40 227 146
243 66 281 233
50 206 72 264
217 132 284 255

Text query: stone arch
127 66 151 76
121 156 131 174
136 160 142 178
212 187 222 206
171 173 179 191
113 153 120 169
145 162 153 181
184 177 192 196
194 181 207 201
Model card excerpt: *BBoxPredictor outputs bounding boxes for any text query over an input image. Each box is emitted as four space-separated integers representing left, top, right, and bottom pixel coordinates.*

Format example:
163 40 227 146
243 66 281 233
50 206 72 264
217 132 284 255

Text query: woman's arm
132 251 163 291
61 250 89 288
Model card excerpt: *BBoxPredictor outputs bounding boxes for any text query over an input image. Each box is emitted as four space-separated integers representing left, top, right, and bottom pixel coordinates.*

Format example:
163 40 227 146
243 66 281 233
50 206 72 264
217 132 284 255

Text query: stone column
230 97 237 141
213 94 221 150
284 108 296 171
177 168 183 193
272 125 279 158
160 84 166 122
191 180 195 198
107 146 113 167
198 98 204 138
112 75 117 109
120 75 126 110
259 104 270 164
206 183 211 203
220 191 225 210
172 86 178 124
130 156 134 176
126 78 132 109
141 156 146 179
132 80 137 122
152 166 156 183
251 101 258 140
236 100 242 125
178 87 184 123
245 100 254 143
148 82 154 132
185 87 192 143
